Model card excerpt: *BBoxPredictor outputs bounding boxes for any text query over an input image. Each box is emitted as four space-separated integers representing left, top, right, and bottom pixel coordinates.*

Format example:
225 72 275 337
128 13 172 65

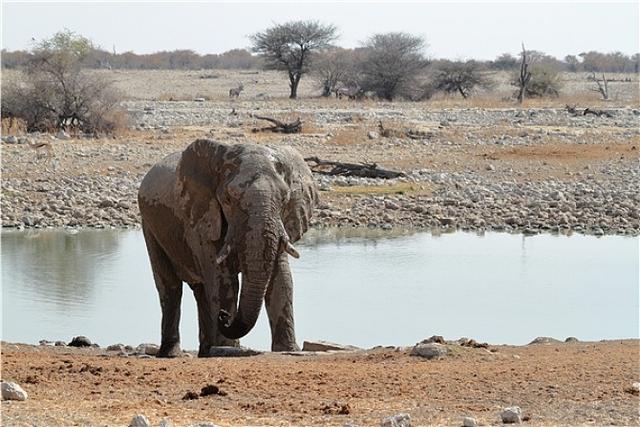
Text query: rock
500 406 522 424
385 200 400 210
136 343 159 356
55 341 67 346
463 416 478 427
194 97 206 102
564 337 579 343
39 339 54 346
190 423 219 427
302 340 359 352
410 343 449 359
4 135 18 144
56 130 71 140
486 164 495 171
68 336 92 347
159 419 173 427
368 131 379 140
528 336 561 345
1 381 28 401
381 413 411 427
107 344 126 352
129 414 150 427
420 335 445 344
203 346 262 357
625 382 640 396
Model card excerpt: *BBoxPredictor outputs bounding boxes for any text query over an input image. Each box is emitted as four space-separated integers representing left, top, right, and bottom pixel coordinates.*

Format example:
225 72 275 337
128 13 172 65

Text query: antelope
27 138 54 163
229 83 244 98
335 85 364 100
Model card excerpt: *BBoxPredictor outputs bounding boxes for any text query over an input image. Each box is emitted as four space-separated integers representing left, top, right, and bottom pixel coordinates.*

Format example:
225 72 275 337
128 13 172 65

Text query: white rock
410 343 449 359
136 343 159 356
129 414 150 427
1 381 28 401
368 131 379 139
463 416 478 427
500 406 522 424
381 413 411 427
302 340 359 352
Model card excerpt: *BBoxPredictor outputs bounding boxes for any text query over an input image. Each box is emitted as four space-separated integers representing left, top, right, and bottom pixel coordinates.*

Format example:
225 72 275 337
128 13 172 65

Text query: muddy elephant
138 139 317 357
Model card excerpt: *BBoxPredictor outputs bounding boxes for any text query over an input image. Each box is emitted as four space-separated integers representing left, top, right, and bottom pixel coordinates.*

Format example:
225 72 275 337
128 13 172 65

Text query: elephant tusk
284 241 300 259
216 243 232 264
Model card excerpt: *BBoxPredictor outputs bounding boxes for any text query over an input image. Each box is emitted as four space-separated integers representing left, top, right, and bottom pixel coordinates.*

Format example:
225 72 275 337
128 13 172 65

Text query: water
2 228 638 350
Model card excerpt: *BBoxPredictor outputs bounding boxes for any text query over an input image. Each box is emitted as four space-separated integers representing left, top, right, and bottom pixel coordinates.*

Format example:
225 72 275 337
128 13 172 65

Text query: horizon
1 2 639 60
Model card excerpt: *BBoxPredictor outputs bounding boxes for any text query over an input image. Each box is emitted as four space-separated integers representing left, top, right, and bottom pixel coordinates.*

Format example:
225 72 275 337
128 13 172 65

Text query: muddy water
2 228 638 350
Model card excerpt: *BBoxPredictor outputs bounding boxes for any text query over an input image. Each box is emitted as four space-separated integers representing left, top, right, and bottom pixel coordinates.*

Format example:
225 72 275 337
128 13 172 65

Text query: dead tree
304 156 405 179
251 114 302 133
588 72 609 101
516 43 532 104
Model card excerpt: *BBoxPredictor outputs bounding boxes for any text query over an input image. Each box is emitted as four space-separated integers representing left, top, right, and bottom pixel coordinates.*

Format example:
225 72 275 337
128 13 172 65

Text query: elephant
137 139 317 357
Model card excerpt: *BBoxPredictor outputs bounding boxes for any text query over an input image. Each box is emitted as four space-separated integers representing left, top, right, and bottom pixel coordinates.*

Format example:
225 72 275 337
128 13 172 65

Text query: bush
514 63 562 98
1 30 126 134
431 61 493 98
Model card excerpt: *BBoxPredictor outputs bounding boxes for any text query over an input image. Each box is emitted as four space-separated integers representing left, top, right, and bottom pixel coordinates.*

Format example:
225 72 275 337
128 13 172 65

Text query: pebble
1 381 28 401
463 416 478 427
500 406 522 424
129 414 150 427
381 413 411 427
410 343 449 359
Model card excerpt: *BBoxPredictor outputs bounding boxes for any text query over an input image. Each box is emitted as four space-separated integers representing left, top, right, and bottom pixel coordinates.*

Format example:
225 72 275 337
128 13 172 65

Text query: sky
2 1 638 60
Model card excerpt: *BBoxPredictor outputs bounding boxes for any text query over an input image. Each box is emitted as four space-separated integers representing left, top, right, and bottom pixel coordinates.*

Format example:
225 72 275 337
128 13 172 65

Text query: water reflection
1 228 638 350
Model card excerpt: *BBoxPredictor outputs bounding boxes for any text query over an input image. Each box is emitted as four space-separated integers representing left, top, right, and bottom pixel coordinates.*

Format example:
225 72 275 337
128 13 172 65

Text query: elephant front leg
265 253 300 352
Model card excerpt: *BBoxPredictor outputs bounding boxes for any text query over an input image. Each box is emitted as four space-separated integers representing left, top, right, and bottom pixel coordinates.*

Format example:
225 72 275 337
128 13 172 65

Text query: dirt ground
1 340 638 427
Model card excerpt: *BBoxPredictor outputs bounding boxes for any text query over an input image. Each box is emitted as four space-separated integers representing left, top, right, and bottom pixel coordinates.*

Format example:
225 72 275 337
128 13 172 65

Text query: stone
368 131 379 140
625 382 640 396
194 97 206 102
500 406 522 424
107 344 126 352
420 335 445 344
136 343 159 356
302 340 359 352
1 381 28 401
56 130 71 140
54 341 66 346
129 414 150 427
203 346 262 357
381 413 411 427
410 343 449 359
190 423 219 427
68 336 92 347
4 135 18 144
385 200 400 210
159 419 173 427
564 337 580 343
463 416 478 427
486 164 495 171
528 336 561 345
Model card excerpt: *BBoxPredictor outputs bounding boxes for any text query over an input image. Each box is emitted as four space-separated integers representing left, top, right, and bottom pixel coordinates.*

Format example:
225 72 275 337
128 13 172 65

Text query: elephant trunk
218 209 279 340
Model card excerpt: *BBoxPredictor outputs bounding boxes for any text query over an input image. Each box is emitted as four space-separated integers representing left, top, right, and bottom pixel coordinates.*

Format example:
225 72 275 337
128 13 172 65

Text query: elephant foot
198 338 240 357
157 342 182 358
271 342 300 352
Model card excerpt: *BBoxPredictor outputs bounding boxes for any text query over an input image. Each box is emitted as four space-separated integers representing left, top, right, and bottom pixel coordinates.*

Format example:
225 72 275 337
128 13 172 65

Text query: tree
312 48 360 96
2 29 124 133
357 32 429 101
564 55 580 72
492 53 518 70
432 60 493 98
514 43 532 104
251 20 337 99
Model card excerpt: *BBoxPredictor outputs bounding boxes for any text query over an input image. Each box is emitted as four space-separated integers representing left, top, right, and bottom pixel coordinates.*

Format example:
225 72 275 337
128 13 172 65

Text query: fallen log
251 114 302 133
583 108 614 118
304 156 405 179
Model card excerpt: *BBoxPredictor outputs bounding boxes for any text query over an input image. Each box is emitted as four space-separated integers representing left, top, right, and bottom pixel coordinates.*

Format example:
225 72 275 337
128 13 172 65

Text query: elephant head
176 139 317 340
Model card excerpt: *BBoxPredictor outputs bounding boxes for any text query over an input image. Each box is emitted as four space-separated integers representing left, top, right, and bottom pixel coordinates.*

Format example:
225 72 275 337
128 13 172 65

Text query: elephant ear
274 147 318 243
176 139 224 243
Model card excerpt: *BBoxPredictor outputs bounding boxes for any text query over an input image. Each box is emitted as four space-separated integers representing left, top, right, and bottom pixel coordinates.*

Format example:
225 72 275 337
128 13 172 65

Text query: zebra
229 83 244 98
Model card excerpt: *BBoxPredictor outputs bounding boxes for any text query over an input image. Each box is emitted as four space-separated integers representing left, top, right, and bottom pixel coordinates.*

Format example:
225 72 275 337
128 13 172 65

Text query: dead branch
583 108 613 118
305 156 405 179
588 72 609 101
251 114 302 133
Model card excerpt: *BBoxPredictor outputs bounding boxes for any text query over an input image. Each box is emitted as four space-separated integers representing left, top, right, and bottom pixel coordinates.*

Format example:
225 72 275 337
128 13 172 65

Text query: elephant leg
189 283 218 357
265 253 299 352
143 227 183 358
212 267 240 347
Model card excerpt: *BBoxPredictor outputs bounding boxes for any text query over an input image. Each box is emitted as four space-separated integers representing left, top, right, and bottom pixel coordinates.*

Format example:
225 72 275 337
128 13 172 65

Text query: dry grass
329 182 430 196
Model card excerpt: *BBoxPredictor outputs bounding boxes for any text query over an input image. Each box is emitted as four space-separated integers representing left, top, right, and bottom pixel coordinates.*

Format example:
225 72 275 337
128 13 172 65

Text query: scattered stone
410 343 449 359
1 381 28 401
528 337 561 345
381 412 411 427
302 340 360 352
624 382 640 396
463 416 478 427
182 391 200 400
500 406 522 424
68 336 92 347
129 414 150 427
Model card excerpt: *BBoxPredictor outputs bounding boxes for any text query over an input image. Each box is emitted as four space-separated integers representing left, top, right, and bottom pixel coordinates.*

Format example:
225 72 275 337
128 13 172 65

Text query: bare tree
251 20 337 99
2 29 125 134
432 60 493 99
588 72 609 100
516 43 532 104
312 48 359 97
357 32 429 101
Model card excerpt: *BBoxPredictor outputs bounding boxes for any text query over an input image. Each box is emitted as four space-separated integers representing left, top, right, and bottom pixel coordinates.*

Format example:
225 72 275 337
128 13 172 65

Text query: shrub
517 63 563 98
432 60 493 98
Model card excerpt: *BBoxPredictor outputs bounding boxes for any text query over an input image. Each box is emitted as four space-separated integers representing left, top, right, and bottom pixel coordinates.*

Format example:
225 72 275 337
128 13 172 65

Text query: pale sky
2 1 638 60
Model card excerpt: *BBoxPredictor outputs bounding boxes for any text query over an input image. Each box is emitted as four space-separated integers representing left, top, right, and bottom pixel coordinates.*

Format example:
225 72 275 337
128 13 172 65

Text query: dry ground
1 340 639 427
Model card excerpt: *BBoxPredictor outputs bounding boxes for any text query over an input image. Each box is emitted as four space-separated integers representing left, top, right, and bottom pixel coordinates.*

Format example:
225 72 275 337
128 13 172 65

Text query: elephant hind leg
265 253 299 352
142 226 183 358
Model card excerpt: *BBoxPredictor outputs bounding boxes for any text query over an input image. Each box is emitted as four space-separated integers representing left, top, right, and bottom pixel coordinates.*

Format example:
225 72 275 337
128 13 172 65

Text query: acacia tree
251 20 337 99
432 60 492 98
358 32 429 101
